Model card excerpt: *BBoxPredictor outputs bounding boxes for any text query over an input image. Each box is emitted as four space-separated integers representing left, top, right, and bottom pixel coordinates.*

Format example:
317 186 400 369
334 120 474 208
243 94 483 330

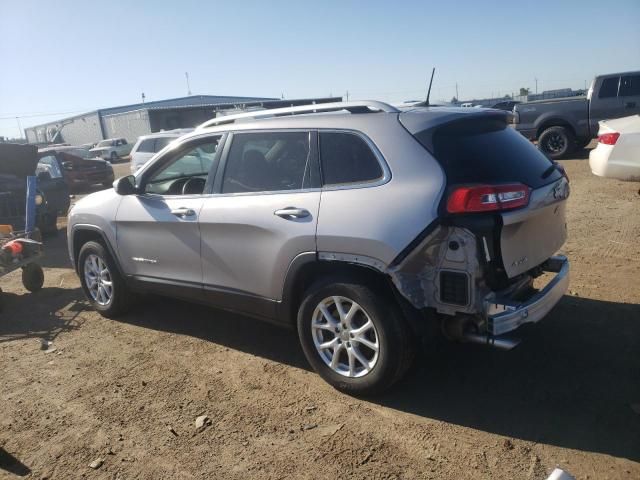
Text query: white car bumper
589 143 640 181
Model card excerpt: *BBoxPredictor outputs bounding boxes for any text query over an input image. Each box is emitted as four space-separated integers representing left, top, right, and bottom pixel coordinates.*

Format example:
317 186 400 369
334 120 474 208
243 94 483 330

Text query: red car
38 146 115 191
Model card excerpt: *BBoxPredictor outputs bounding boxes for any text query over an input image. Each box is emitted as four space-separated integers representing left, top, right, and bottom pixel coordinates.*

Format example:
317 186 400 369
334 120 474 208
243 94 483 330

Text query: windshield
96 140 111 148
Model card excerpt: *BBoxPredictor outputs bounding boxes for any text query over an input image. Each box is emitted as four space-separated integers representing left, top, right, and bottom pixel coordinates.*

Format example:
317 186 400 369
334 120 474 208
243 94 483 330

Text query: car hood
0 143 38 178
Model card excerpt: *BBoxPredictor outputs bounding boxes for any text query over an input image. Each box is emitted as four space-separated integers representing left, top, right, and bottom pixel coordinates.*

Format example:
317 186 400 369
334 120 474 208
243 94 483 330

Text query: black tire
538 126 575 159
78 240 132 318
22 263 44 292
110 152 118 163
297 277 414 396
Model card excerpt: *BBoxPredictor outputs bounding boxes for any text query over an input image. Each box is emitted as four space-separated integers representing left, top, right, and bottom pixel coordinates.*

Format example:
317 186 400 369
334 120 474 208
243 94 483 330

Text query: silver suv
67 101 570 395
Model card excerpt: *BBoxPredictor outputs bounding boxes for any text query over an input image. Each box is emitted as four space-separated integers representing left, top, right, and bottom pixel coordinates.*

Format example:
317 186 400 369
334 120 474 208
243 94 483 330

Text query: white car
589 115 640 181
130 129 193 173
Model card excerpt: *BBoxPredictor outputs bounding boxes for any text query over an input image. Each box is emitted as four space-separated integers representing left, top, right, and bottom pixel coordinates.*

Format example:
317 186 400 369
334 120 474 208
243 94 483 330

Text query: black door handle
625 102 637 108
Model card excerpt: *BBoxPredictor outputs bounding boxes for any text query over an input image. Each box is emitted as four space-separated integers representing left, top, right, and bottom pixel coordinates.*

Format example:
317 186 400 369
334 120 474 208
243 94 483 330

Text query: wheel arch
536 118 577 139
71 225 124 277
279 254 404 328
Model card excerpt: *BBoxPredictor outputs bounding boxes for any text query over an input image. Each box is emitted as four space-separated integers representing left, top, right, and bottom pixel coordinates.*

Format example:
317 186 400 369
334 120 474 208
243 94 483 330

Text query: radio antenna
425 67 436 106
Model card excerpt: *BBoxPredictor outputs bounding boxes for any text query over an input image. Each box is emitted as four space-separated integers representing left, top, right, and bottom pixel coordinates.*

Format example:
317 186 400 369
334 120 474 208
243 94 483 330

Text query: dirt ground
1 150 639 480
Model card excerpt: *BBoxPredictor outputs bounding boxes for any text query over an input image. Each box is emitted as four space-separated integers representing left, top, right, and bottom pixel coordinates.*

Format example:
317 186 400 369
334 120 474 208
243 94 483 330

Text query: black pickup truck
514 71 640 159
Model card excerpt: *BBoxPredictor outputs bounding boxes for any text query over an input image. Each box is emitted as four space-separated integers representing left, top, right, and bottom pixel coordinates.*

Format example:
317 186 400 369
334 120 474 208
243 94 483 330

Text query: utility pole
346 90 349 101
185 72 192 96
535 77 538 94
141 92 146 103
15 116 23 139
455 83 459 101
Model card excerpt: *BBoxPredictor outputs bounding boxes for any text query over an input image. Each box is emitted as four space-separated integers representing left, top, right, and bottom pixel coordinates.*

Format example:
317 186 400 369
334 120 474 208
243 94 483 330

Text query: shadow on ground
0 287 85 344
0 447 30 476
119 294 640 462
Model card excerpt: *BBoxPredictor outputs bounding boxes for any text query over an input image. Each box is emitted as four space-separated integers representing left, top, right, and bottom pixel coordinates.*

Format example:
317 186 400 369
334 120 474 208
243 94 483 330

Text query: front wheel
78 241 132 318
297 278 414 396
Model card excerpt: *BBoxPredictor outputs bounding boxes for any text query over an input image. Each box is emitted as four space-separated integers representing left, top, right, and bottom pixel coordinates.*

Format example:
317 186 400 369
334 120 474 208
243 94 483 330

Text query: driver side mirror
114 175 138 195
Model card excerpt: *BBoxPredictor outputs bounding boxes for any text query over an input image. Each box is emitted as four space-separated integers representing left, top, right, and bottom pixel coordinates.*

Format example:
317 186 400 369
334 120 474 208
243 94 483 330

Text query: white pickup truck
90 138 133 162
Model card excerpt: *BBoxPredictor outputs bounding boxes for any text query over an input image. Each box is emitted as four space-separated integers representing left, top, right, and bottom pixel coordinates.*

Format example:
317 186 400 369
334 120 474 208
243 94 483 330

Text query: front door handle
171 207 196 218
274 207 310 219
625 101 637 108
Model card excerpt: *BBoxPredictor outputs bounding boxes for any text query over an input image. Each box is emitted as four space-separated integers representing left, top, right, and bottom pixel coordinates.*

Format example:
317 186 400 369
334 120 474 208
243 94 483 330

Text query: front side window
144 137 221 195
620 75 640 97
37 155 63 179
598 77 620 98
222 131 311 194
319 132 383 186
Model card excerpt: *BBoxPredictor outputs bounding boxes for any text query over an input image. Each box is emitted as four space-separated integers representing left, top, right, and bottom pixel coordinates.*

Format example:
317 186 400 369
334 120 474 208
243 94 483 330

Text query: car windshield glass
96 140 111 147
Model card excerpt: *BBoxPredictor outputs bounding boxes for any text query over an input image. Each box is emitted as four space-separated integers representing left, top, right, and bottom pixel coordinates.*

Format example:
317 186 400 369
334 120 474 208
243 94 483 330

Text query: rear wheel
78 241 132 317
297 277 414 395
538 126 575 159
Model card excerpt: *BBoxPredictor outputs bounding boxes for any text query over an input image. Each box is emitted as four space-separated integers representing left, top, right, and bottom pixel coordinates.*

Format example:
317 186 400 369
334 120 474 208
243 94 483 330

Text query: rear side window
222 132 311 194
423 119 561 189
154 137 174 152
319 132 383 186
620 75 640 97
598 77 620 98
136 139 155 153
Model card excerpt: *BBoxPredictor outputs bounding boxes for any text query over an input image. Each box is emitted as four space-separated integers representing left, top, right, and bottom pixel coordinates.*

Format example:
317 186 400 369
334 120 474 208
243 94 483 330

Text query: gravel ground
0 151 639 479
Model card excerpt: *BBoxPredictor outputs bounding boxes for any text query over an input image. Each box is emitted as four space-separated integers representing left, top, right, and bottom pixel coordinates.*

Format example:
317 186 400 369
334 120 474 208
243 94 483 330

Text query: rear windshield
416 118 561 189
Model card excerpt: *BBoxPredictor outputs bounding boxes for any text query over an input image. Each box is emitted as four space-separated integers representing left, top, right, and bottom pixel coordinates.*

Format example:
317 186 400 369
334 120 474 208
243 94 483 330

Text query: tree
519 87 530 96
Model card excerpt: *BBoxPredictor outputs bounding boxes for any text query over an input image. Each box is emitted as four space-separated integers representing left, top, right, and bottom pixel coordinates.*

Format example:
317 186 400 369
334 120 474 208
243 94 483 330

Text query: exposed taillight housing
598 132 620 145
447 184 531 214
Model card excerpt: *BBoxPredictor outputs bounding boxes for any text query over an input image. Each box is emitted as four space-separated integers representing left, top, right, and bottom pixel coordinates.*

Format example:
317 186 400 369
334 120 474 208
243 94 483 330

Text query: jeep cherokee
67 101 570 395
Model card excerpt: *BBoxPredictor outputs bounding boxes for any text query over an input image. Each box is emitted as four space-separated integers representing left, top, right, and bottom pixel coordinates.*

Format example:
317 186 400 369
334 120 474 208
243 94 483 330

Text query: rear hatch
400 109 568 281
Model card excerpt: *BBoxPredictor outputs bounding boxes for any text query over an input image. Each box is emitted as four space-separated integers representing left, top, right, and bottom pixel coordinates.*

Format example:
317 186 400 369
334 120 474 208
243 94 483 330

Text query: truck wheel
297 277 415 396
22 263 44 292
538 126 575 159
110 152 118 163
78 241 132 318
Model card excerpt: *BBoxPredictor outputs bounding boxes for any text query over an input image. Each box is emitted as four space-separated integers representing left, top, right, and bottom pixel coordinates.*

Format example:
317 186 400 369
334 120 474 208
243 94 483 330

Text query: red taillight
598 132 620 145
447 184 531 214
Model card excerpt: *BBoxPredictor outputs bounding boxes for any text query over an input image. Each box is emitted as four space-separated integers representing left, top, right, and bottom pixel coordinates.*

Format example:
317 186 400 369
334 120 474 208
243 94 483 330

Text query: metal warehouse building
25 95 340 146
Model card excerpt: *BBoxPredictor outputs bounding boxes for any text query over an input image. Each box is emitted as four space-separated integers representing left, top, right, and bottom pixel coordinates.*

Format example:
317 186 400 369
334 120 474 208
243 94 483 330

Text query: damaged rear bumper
486 256 569 336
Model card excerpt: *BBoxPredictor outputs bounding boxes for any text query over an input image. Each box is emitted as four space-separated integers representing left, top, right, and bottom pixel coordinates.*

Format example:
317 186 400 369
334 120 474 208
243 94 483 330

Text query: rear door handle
171 207 196 218
625 101 637 108
274 207 310 219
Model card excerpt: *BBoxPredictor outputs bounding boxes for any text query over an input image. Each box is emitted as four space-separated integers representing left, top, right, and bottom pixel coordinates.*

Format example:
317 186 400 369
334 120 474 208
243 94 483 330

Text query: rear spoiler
399 109 512 153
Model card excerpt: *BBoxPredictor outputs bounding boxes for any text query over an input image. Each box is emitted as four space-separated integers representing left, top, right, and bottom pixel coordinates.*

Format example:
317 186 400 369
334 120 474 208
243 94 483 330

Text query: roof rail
196 100 399 130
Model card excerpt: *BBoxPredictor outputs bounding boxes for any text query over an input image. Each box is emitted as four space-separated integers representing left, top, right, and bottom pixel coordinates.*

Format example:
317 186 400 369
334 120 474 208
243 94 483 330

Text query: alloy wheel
83 254 113 305
311 296 380 378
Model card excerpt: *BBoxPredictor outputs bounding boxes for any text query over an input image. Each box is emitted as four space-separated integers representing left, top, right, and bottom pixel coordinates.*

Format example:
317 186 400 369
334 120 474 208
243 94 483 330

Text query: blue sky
1 0 639 138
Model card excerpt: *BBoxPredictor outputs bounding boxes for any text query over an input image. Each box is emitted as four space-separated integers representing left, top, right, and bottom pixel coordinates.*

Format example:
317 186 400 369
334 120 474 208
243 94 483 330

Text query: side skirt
126 276 289 328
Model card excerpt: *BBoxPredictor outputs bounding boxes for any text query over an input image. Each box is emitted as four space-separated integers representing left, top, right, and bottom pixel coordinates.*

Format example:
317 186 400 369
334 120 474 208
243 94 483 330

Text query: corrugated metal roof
100 95 276 115
26 95 276 129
